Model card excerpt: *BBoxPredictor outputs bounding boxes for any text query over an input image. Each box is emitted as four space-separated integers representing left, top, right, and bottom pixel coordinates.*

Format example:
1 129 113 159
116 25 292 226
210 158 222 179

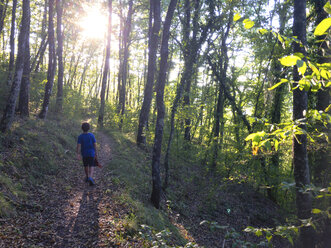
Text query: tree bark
33 0 48 73
39 0 56 119
98 0 112 128
7 0 18 85
119 0 133 128
292 0 314 247
151 0 177 209
55 0 64 113
1 0 30 132
137 0 161 145
18 27 30 117
0 0 9 36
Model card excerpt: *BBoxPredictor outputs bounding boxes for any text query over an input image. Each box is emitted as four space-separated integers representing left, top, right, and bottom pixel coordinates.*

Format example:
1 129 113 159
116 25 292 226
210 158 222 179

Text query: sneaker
89 177 95 186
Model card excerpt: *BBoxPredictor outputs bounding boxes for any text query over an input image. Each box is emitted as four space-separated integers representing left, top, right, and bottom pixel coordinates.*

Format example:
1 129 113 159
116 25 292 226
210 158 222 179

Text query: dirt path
0 132 142 247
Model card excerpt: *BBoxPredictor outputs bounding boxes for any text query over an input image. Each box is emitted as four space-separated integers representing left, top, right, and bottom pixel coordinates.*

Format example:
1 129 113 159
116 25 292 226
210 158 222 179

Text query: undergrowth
0 116 79 217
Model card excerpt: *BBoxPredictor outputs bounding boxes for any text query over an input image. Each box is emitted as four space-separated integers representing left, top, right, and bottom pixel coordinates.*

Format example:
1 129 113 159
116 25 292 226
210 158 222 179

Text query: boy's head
81 122 90 132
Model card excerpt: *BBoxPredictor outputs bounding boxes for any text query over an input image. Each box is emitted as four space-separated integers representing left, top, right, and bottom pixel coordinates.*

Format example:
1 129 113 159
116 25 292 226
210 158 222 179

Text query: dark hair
81 122 90 132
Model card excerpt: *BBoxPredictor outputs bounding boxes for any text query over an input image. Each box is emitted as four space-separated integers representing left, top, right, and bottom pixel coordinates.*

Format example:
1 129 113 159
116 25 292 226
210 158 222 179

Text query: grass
0 115 80 217
104 129 188 246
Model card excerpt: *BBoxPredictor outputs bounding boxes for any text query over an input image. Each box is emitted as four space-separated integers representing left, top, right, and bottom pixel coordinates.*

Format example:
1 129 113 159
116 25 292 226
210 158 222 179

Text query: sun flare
79 5 108 40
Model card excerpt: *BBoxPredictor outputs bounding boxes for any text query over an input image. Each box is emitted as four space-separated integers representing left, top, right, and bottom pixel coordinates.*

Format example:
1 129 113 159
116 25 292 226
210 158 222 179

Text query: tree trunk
98 0 112 128
292 0 314 247
0 0 30 132
163 0 213 188
137 0 161 145
0 0 9 36
31 0 48 72
151 0 177 209
55 0 64 113
119 0 133 128
7 0 18 85
39 0 56 119
18 28 30 117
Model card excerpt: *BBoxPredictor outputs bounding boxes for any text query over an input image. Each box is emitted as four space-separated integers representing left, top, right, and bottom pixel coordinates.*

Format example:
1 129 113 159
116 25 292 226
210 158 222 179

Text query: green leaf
321 69 330 79
258 28 268 35
274 140 279 151
314 17 331 36
279 55 301 66
324 1 331 15
266 232 273 242
233 13 241 22
312 209 322 214
245 133 256 141
255 230 263 237
299 79 310 91
277 33 284 43
297 60 307 75
243 19 254 29
268 79 288 90
308 62 319 75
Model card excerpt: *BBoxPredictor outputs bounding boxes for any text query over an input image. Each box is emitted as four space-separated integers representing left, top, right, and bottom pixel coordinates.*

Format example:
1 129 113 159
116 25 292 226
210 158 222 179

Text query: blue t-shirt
77 133 96 157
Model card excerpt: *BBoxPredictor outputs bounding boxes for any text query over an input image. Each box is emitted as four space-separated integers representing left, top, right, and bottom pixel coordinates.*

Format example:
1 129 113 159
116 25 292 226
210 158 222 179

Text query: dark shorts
83 157 96 167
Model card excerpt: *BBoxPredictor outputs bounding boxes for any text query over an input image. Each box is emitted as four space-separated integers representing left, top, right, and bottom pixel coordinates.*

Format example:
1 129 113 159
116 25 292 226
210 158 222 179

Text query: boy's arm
76 144 81 160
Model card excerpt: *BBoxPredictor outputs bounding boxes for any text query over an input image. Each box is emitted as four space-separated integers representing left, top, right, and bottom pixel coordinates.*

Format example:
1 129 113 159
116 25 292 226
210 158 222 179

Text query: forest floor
0 131 144 247
0 118 292 248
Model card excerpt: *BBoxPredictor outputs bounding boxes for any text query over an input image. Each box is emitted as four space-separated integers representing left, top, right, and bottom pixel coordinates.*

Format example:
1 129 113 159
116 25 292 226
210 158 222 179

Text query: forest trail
0 131 142 247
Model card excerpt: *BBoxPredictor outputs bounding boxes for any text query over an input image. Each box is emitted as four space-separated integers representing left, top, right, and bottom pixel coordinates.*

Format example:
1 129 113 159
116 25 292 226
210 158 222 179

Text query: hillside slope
0 117 290 247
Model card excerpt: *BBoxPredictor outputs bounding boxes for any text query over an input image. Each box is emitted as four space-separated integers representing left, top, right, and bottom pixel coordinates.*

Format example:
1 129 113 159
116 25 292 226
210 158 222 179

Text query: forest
0 0 330 247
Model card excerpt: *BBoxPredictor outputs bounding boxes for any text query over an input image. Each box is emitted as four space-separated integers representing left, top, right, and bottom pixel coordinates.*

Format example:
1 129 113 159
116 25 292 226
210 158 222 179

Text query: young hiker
76 122 97 185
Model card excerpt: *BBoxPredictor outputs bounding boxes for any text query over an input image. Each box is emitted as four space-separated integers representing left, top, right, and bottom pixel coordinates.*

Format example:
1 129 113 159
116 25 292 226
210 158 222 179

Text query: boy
76 122 98 185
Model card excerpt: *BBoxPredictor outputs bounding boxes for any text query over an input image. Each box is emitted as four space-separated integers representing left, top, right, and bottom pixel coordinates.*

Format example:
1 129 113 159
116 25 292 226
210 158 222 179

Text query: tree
7 0 18 85
0 0 30 132
55 0 64 113
18 25 30 117
151 0 178 209
98 0 112 128
118 0 133 128
136 0 161 145
39 0 56 119
292 0 314 246
0 0 9 36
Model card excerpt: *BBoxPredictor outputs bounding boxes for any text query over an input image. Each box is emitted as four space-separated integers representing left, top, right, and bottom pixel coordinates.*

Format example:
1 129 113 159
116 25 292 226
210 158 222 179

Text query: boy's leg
88 166 94 178
84 166 89 177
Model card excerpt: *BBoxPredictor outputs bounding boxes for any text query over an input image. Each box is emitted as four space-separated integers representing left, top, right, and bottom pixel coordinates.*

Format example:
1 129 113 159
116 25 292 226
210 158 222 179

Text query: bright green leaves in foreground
314 17 331 36
279 55 301 66
233 13 241 22
243 19 254 29
233 13 254 29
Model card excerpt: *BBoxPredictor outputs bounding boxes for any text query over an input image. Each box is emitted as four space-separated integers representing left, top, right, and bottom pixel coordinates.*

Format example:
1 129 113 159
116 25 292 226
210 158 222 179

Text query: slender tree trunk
163 0 213 188
151 0 177 209
18 28 30 117
55 0 64 113
31 0 48 72
7 0 18 85
98 0 112 128
292 0 314 247
39 0 56 119
137 0 161 145
1 0 30 132
119 0 133 128
0 0 9 37
268 2 288 202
